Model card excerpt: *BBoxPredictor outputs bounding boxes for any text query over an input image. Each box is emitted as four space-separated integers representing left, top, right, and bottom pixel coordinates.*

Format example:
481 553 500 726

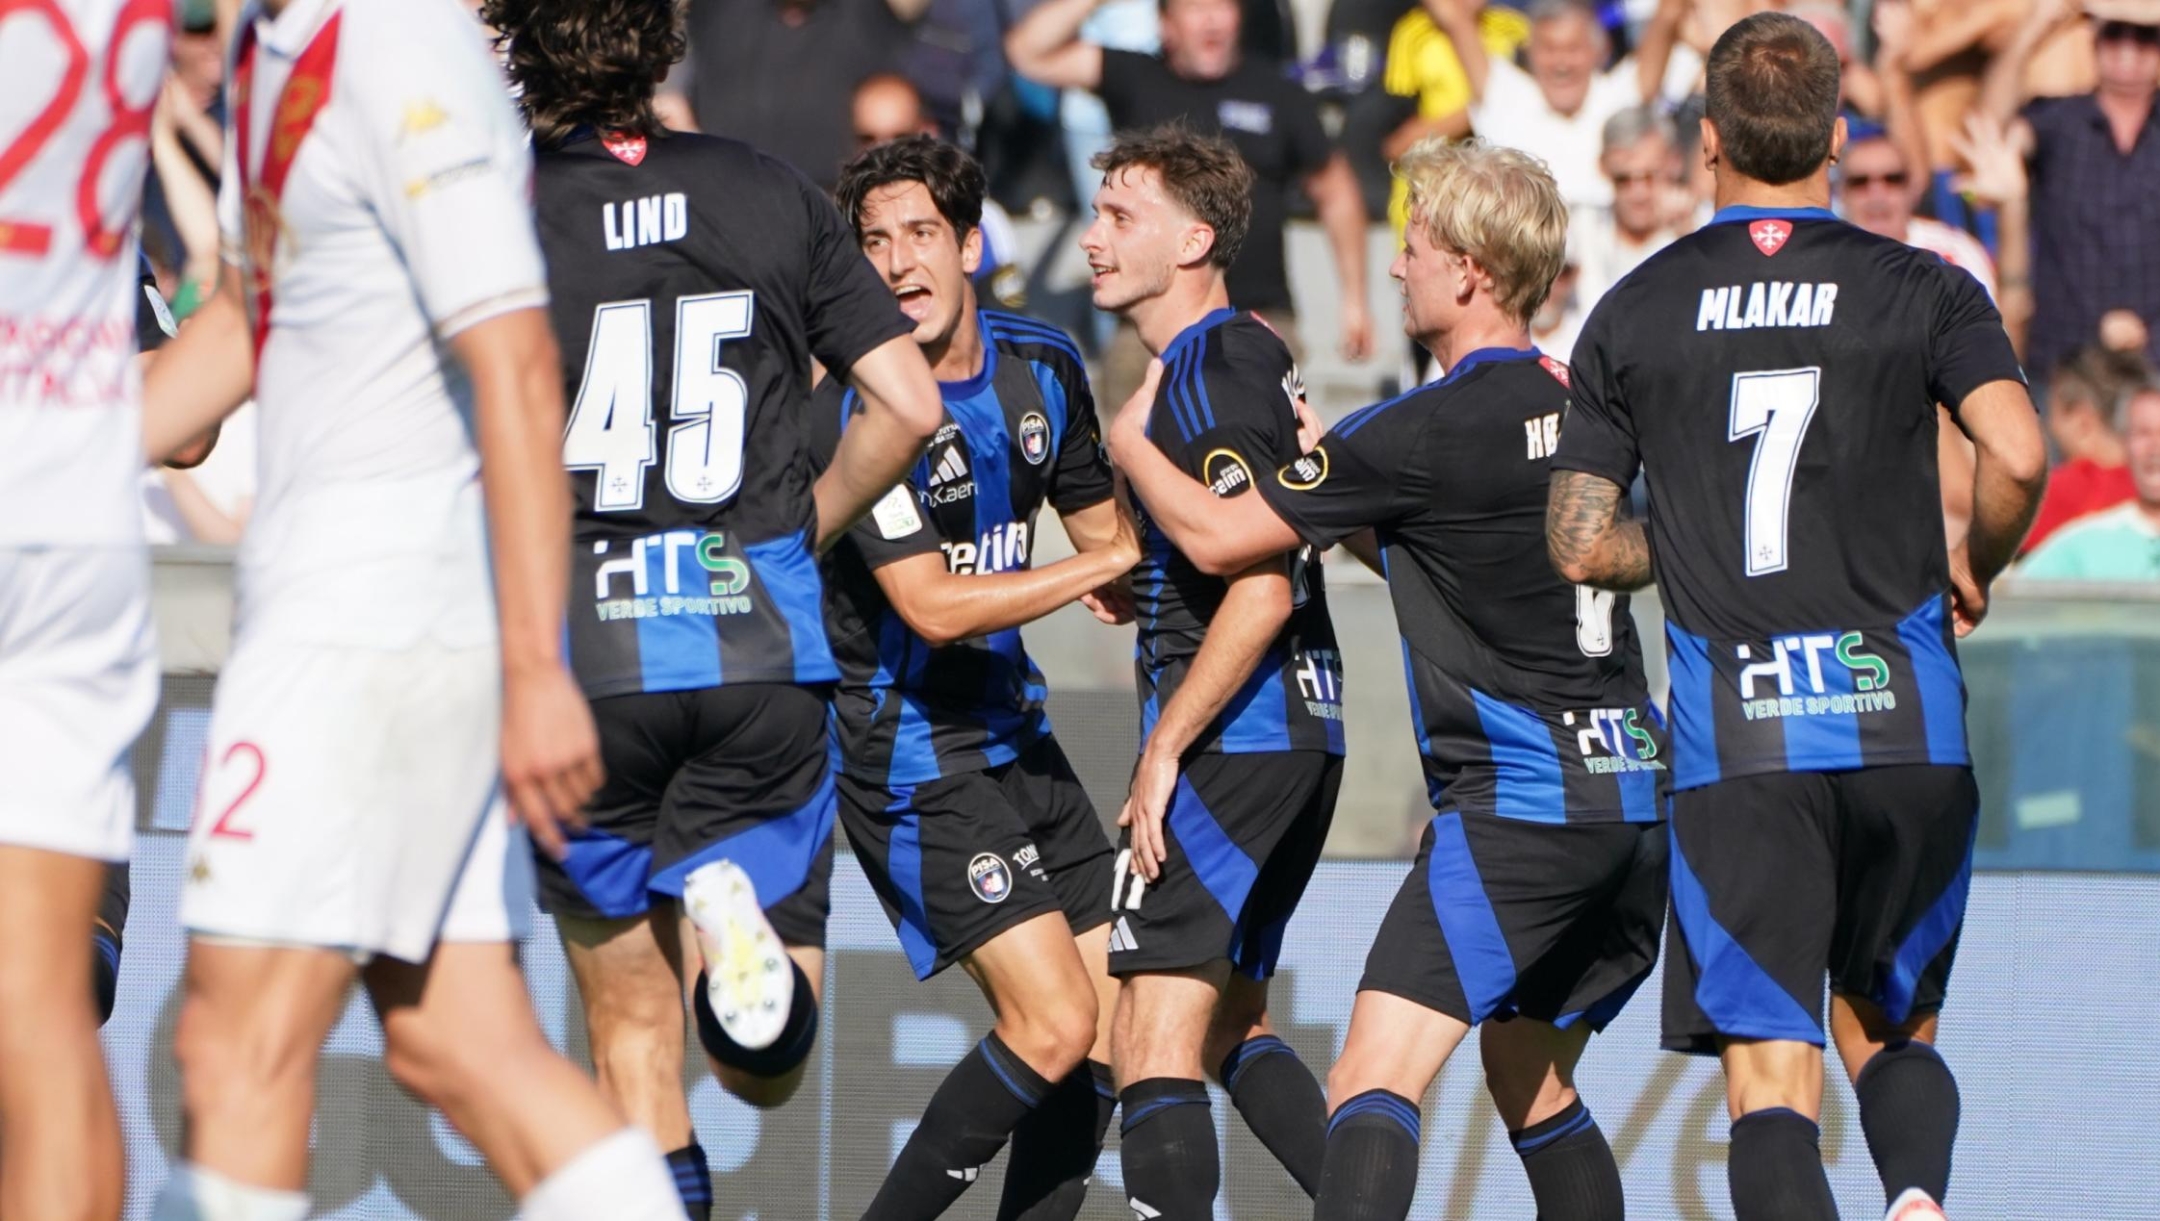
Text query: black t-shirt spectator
1099 49 1334 313
685 0 908 192
2022 93 2160 378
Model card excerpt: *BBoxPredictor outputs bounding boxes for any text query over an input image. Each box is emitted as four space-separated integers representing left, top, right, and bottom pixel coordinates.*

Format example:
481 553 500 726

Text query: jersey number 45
563 290 753 512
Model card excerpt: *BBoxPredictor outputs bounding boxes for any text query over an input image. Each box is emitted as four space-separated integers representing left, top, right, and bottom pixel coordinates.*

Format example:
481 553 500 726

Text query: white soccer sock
521 1126 687 1221
150 1163 311 1221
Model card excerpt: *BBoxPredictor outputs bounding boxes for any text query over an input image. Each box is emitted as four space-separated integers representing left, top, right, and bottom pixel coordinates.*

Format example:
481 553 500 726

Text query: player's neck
1420 313 1532 373
926 305 985 384
1131 272 1231 357
1712 169 1832 215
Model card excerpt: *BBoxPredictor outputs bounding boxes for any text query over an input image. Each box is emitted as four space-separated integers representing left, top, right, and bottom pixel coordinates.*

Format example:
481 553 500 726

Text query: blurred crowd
139 0 2160 579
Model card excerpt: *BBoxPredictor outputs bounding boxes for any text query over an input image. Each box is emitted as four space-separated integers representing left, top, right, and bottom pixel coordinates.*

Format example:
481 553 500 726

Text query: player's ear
1827 115 1849 167
961 223 984 276
1180 220 1219 270
1700 118 1723 173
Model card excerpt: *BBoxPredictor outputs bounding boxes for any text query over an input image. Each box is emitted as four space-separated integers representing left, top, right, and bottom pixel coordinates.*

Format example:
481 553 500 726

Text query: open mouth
1089 262 1116 290
894 283 935 323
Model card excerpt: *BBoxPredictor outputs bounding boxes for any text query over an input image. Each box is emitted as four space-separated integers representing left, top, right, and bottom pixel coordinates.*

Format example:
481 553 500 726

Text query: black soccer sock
1314 1089 1421 1221
90 929 121 1027
664 1142 712 1221
863 1032 1052 1221
1218 1035 1327 1196
1118 1077 1218 1219
1509 1098 1624 1221
997 1059 1116 1221
692 962 818 1079
1728 1108 1840 1221
1854 1040 1959 1206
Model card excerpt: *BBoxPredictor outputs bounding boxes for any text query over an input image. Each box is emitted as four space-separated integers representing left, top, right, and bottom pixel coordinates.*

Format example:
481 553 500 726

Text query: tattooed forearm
1546 470 1653 591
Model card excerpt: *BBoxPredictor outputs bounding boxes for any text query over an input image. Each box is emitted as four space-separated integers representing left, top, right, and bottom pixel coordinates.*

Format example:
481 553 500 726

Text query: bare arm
1005 0 1107 91
159 470 251 546
1979 0 2074 127
1306 153 1374 362
1948 378 2048 632
872 511 1139 646
885 0 932 24
152 82 222 293
1951 111 2033 357
1104 373 1303 576
1381 107 1472 162
1898 0 2021 75
1545 469 1653 591
1422 0 1488 103
1871 0 1936 210
142 263 253 465
819 335 946 551
454 306 602 859
1634 0 1689 104
1121 560 1293 879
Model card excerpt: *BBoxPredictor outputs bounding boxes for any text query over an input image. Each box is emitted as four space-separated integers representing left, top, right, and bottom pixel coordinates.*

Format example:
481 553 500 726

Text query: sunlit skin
2095 21 2160 101
1160 0 1240 82
1837 137 1915 241
2127 390 2160 515
1605 133 1679 242
857 181 984 381
1078 164 1226 353
1527 9 1608 117
852 75 936 150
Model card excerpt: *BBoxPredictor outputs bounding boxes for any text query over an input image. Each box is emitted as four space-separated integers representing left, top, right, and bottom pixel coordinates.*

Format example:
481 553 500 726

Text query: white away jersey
0 0 172 546
219 0 546 648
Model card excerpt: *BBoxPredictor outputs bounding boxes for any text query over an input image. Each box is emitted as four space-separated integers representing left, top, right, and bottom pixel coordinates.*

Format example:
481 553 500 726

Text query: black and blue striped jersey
1132 308 1344 757
1259 347 1666 824
533 129 913 699
811 311 1116 786
1554 206 2028 790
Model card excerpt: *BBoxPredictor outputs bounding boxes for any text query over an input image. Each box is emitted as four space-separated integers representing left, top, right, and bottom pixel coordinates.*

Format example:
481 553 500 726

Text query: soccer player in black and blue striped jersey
1113 138 1668 1221
1086 125 1346 1219
811 136 1140 1221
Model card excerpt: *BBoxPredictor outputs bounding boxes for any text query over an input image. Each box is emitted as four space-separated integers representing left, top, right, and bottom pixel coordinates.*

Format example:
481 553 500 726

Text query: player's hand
1117 747 1179 881
1949 112 2026 207
1338 298 1374 363
1291 390 1326 455
501 662 604 861
1081 580 1135 624
1870 0 1912 69
1108 358 1164 463
1947 542 1988 637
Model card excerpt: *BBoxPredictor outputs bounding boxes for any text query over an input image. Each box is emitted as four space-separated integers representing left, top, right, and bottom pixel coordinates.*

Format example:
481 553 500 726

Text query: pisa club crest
968 853 1013 904
1750 219 1792 256
1019 412 1050 465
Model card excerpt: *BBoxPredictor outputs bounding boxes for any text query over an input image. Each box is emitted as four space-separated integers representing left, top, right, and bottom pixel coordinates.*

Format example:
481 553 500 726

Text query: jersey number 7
563 290 753 512
1728 367 1822 577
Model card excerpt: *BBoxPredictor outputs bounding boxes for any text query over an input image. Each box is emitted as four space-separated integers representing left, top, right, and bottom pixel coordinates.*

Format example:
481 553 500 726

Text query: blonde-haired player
1112 137 1668 1221
0 4 170 1216
136 0 686 1216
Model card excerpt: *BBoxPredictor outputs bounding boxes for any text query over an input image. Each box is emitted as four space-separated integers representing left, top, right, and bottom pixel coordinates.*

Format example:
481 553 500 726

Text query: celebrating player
481 2 946 1216
1547 14 2047 1221
811 135 1137 1221
1111 137 1668 1221
136 0 690 1216
1086 125 1345 1218
0 7 168 1216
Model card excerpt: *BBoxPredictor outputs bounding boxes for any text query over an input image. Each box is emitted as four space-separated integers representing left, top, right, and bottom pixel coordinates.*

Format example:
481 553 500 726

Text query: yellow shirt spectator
1383 6 1527 235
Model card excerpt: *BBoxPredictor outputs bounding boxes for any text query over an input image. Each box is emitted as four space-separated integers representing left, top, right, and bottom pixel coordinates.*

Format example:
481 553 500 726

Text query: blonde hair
1394 138 1570 324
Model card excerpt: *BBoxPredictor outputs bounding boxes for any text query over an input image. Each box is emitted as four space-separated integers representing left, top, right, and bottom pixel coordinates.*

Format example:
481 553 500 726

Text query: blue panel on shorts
1424 811 1517 1024
1167 772 1259 922
648 765 837 912
1882 821 1977 1023
1667 824 1822 1045
559 828 657 920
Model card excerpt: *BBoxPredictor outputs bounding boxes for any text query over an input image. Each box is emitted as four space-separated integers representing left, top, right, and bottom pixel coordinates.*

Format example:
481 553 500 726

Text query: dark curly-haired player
481 2 945 1216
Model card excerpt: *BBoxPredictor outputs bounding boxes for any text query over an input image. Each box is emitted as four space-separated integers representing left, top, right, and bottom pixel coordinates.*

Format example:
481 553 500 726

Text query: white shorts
0 546 156 862
182 637 533 962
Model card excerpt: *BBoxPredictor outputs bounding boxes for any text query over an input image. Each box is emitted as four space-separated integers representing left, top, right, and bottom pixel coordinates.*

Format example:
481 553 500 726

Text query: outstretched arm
1104 362 1304 575
872 504 1139 645
1005 0 1108 91
1546 470 1652 591
142 263 253 465
1421 0 1490 102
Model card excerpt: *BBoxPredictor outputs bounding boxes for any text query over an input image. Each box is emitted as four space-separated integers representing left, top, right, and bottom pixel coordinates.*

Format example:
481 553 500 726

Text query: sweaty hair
1705 12 1842 186
833 135 986 244
480 0 686 148
1395 137 1569 325
1091 123 1254 270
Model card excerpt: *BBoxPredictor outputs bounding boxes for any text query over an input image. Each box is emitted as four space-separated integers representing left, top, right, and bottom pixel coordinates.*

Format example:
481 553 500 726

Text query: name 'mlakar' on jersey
1695 280 1839 331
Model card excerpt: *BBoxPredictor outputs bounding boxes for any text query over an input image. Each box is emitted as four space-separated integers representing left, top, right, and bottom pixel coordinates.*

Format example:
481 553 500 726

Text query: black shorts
839 733 1114 981
534 683 836 947
1662 765 1979 1055
1361 812 1667 1031
1106 750 1341 980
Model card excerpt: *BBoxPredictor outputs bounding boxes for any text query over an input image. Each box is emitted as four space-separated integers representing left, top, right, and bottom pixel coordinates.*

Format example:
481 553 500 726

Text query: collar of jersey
1707 204 1839 227
1162 307 1240 359
937 313 1000 399
253 0 335 56
1439 345 1543 383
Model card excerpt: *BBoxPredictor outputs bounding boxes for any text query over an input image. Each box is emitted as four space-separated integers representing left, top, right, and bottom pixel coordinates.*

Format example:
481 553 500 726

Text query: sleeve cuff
434 286 551 341
1547 453 1637 489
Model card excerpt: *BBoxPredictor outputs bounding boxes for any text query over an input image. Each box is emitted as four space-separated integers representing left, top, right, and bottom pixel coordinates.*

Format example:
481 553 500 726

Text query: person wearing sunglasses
1981 0 2160 384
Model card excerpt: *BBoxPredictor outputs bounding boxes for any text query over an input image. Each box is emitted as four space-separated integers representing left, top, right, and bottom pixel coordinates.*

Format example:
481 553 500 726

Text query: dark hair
833 135 985 244
1091 123 1254 269
480 0 686 147
1705 12 1842 186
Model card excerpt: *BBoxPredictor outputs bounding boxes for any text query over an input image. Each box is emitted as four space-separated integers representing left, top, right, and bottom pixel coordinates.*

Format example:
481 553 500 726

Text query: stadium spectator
1421 0 1680 216
851 74 1029 308
1837 126 2005 299
2020 385 2160 578
1572 105 1684 315
1983 0 2160 380
672 0 928 190
2022 353 2142 552
1006 0 1376 408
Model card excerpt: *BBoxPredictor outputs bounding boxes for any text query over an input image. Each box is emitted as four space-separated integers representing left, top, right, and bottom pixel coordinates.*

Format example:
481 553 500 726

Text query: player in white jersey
134 1 684 1218
0 3 168 1216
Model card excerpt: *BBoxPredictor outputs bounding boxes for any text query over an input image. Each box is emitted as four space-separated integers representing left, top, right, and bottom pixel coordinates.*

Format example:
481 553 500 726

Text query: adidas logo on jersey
1696 281 1839 331
1107 916 1141 953
927 442 976 505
